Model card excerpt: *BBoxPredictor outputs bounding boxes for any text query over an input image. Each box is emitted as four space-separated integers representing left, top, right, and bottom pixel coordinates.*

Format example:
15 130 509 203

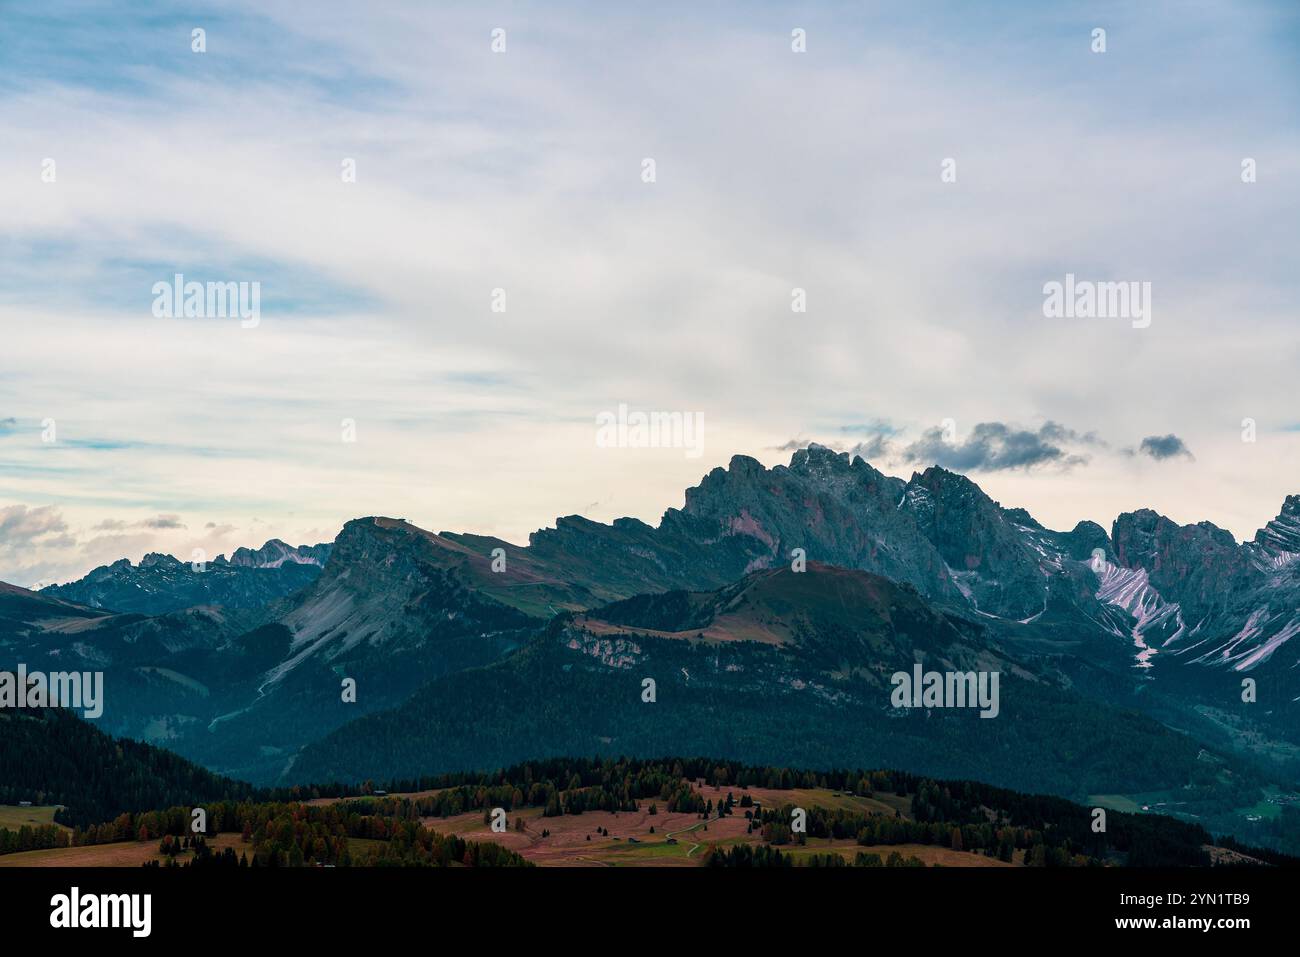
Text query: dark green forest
3 751 1290 868
290 630 1258 812
0 708 256 827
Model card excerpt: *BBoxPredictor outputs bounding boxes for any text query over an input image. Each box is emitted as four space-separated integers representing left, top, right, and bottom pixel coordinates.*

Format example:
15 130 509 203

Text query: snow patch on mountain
1094 562 1185 668
1184 608 1300 671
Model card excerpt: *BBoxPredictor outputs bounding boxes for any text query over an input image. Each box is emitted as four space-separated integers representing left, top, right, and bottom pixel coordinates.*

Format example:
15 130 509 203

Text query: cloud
0 504 69 546
771 438 815 452
1038 422 1107 449
839 420 899 438
139 513 186 529
774 420 1099 471
0 505 77 585
849 433 893 461
0 0 1295 563
841 421 898 462
93 514 188 531
771 434 893 462
1137 434 1194 461
772 420 899 460
901 421 1091 472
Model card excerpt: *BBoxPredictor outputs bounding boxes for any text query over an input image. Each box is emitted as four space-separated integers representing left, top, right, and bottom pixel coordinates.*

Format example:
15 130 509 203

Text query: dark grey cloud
1138 434 1194 461
1038 421 1107 448
902 421 1091 472
848 433 892 461
775 419 1100 471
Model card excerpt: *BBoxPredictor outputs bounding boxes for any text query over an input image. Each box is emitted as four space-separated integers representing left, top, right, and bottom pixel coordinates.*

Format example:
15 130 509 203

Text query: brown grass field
0 833 247 868
305 787 449 807
786 842 1017 867
0 783 1012 867
416 780 1009 867
0 805 67 831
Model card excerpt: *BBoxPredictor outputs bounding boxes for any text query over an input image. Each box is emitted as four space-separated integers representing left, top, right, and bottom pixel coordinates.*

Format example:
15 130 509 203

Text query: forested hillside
0 708 256 827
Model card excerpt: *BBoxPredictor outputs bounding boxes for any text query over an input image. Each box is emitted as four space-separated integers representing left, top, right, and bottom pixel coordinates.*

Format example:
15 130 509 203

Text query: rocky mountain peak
1253 494 1300 560
1112 509 1262 621
221 538 331 569
900 464 1045 619
41 539 327 616
1062 520 1115 563
1002 507 1043 530
787 443 852 474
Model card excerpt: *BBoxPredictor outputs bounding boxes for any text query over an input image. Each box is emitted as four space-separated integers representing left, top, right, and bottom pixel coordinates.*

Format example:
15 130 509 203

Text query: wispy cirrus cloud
93 514 187 531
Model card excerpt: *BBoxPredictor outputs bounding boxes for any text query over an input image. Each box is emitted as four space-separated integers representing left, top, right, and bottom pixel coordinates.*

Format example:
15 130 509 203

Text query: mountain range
40 540 330 615
3 445 1298 849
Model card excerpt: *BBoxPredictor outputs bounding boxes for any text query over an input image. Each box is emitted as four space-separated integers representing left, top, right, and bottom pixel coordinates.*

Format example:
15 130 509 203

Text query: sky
1 0 1297 587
